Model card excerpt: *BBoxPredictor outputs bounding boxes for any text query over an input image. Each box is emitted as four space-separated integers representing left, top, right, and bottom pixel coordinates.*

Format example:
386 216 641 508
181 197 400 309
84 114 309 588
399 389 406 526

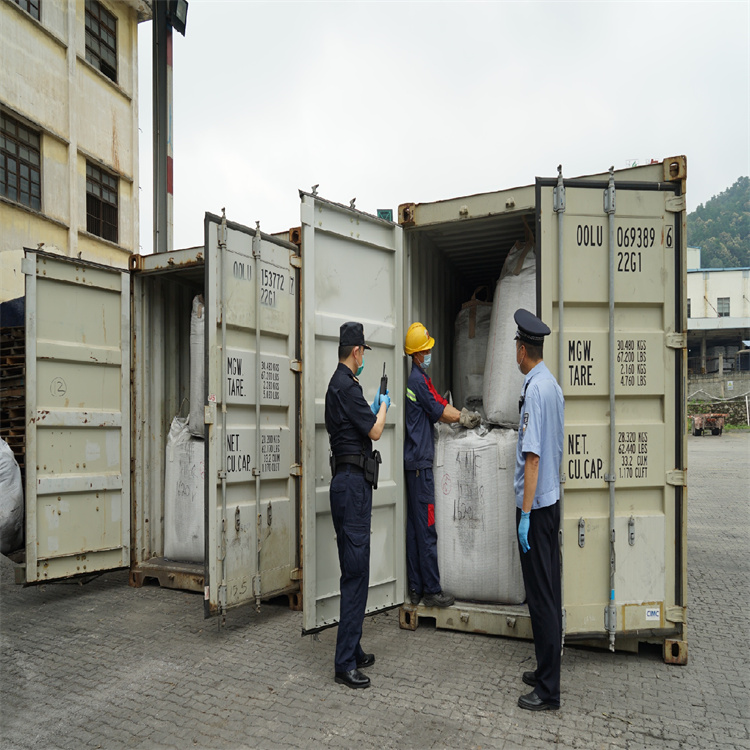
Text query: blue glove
379 389 391 411
371 392 380 415
518 511 531 554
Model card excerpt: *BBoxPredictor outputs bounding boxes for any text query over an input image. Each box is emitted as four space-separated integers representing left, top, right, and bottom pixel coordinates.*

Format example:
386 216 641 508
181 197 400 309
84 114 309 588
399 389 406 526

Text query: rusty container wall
400 159 688 661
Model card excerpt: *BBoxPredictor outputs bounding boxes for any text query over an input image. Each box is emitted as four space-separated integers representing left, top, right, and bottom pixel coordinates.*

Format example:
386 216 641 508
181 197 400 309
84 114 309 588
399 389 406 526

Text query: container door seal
300 193 405 634
22 250 131 583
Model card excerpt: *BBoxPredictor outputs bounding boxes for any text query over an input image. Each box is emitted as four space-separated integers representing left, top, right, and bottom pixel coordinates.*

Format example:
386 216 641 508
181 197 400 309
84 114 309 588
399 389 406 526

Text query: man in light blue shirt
513 308 564 712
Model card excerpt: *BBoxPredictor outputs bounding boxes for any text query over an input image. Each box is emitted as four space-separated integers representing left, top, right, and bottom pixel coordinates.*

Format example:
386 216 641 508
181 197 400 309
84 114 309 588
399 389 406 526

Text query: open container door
21 250 130 583
300 194 405 634
536 158 687 660
203 213 300 618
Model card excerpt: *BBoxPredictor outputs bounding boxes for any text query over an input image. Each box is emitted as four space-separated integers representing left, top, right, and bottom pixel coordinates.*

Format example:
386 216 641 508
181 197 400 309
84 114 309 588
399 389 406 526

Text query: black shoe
408 589 421 605
522 671 537 687
518 690 559 711
423 590 455 608
334 669 370 689
356 652 375 669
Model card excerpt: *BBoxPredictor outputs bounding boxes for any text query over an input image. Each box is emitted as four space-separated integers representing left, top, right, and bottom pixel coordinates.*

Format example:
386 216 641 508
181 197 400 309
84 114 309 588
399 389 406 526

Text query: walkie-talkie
380 363 388 396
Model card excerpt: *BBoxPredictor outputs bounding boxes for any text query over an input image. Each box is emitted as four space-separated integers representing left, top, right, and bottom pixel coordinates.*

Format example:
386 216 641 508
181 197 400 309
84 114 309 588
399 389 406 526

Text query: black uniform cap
514 308 551 344
339 321 372 349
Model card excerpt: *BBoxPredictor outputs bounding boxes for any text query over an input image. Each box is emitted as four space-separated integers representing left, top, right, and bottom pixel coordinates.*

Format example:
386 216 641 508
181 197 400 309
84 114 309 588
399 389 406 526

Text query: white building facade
686 248 750 384
1 0 150 302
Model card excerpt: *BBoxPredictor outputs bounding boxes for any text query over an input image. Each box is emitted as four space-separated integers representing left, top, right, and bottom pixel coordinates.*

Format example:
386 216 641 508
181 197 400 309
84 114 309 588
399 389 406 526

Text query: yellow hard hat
404 322 435 355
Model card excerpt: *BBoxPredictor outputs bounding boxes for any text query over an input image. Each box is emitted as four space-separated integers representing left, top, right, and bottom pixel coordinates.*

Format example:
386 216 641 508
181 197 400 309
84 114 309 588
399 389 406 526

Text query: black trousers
329 465 372 673
517 502 562 705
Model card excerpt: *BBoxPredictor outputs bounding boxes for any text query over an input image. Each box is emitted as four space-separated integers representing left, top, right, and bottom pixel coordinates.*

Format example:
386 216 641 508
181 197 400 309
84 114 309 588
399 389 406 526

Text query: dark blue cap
339 321 372 349
514 308 550 344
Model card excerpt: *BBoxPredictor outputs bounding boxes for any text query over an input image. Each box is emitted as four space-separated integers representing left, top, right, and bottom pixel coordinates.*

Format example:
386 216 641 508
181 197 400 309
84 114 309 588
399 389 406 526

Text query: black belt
334 454 366 472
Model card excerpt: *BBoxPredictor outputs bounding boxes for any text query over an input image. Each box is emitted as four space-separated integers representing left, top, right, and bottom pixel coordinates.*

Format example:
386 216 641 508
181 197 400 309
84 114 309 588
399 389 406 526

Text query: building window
717 297 730 317
85 0 117 82
1 112 42 210
86 161 118 243
13 0 40 20
687 298 691 318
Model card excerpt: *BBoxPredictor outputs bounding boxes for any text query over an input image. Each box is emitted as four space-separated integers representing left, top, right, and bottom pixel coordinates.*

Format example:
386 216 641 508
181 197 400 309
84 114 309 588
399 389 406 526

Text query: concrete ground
1 432 748 749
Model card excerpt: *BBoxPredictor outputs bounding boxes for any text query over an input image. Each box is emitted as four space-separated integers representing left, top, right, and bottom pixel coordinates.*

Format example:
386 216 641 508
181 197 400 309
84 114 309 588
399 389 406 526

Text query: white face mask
516 345 524 373
423 352 432 369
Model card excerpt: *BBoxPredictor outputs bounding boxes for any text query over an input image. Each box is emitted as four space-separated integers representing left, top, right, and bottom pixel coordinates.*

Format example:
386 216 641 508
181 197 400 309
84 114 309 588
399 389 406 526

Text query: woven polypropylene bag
164 416 205 562
483 242 536 426
434 425 525 604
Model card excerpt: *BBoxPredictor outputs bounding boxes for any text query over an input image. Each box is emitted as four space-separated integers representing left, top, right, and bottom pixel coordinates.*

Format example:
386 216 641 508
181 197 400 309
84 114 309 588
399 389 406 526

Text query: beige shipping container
396 157 687 663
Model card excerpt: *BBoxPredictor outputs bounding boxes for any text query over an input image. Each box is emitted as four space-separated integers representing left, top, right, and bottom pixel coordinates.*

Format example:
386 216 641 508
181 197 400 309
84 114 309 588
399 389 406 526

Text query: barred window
86 161 118 243
717 297 730 318
13 0 40 20
85 0 117 82
1 112 42 210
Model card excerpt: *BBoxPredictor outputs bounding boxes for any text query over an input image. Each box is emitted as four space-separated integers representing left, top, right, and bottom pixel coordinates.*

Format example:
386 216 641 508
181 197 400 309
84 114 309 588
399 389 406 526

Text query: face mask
422 353 432 369
516 346 523 373
356 352 365 377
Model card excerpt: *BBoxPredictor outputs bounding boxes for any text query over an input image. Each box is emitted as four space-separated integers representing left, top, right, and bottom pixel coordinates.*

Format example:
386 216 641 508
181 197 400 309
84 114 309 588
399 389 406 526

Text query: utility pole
152 0 187 253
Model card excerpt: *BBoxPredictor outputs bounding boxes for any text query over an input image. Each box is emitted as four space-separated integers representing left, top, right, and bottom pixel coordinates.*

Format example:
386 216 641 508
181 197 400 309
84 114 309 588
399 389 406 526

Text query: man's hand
459 407 481 428
518 511 531 553
379 390 391 411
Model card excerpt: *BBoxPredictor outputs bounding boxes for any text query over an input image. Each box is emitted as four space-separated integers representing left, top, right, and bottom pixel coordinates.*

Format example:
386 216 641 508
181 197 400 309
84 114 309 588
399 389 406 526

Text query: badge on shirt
523 412 529 433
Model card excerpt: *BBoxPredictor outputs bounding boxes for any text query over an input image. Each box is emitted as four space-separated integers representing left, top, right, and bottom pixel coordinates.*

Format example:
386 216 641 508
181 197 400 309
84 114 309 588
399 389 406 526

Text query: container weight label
567 432 604 481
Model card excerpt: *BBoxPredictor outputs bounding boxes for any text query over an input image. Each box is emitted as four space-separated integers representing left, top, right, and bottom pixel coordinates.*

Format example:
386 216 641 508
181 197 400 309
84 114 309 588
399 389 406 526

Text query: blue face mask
422 353 432 369
356 354 365 377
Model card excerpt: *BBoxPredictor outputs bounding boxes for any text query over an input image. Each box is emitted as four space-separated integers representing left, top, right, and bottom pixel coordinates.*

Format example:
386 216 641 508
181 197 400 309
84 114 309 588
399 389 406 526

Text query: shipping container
395 158 688 664
12 157 687 663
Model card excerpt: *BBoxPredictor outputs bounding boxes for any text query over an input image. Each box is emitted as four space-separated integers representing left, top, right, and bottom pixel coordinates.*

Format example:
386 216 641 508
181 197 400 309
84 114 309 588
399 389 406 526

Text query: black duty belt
334 454 366 471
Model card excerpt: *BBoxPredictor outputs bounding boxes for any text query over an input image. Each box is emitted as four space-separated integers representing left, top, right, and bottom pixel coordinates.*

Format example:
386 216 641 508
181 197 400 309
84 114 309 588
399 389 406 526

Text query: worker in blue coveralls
404 322 481 608
325 321 390 690
513 308 565 711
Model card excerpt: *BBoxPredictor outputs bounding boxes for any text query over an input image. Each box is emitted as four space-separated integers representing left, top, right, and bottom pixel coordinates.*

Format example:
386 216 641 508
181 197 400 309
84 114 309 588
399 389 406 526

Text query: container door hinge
253 575 261 598
553 165 566 213
665 606 686 624
290 463 302 477
290 360 302 373
666 332 686 349
665 195 686 213
578 518 586 548
21 257 35 275
218 584 227 610
289 253 301 268
604 603 617 633
667 470 686 486
628 516 636 546
290 567 302 581
204 403 216 424
217 469 227 480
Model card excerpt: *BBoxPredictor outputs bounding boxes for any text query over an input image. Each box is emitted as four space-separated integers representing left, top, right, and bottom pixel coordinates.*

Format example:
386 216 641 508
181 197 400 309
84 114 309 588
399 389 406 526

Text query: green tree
688 176 749 268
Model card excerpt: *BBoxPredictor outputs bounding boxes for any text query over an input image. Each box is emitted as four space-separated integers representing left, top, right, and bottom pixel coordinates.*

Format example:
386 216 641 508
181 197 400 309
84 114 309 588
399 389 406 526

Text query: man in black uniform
325 321 390 689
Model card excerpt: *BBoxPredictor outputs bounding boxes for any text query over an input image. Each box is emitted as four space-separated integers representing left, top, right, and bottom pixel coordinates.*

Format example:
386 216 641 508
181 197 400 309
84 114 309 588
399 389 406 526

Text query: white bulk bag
0 437 24 555
453 286 493 411
483 241 536 426
434 425 525 604
188 295 205 438
164 416 205 562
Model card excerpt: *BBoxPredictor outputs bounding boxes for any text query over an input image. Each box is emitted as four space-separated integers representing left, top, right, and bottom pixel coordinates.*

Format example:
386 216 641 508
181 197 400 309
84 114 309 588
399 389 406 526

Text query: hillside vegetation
687 176 749 268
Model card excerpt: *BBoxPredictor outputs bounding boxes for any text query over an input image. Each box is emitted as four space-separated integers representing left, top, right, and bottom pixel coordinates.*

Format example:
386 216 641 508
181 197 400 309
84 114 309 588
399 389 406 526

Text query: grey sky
138 0 750 253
